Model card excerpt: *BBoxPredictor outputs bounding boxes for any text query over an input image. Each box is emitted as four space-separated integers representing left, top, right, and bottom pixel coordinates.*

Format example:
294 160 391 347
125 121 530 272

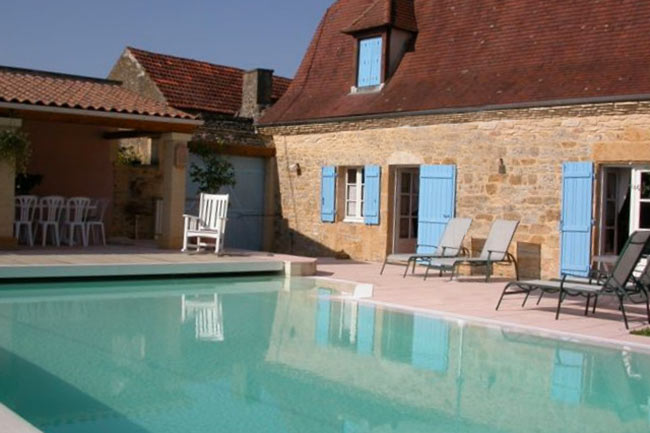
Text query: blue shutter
364 165 381 225
560 162 593 277
417 165 457 254
321 166 336 223
358 37 382 87
356 304 375 355
315 288 331 347
411 315 450 372
551 349 584 404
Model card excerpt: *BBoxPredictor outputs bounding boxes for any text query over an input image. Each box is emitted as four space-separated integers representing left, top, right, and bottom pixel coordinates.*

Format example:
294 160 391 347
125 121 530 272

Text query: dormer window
343 0 417 94
357 37 383 88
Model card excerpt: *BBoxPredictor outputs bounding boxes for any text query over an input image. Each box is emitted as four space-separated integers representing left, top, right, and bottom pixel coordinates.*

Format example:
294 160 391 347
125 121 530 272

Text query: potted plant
189 142 236 195
0 129 31 174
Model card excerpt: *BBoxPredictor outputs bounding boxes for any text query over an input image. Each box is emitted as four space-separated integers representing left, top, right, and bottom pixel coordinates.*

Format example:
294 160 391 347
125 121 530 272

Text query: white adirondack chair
182 193 228 253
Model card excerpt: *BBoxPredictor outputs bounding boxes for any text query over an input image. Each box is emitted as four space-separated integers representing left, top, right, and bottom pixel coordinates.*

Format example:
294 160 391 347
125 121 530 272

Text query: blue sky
1 0 333 79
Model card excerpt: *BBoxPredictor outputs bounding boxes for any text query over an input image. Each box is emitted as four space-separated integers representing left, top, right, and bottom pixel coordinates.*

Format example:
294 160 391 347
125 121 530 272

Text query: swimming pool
0 276 648 433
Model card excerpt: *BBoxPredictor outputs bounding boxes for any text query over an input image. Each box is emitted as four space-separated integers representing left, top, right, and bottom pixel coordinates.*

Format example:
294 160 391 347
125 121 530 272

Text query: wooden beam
102 130 161 140
189 141 276 158
0 107 201 133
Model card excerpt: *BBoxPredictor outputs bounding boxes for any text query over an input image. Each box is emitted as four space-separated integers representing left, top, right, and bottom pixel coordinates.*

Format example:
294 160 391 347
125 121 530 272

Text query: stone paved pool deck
0 243 316 279
315 258 650 349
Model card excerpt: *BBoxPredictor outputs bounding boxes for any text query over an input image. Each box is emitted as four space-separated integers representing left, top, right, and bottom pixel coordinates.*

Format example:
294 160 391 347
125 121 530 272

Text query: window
345 168 365 221
357 37 382 88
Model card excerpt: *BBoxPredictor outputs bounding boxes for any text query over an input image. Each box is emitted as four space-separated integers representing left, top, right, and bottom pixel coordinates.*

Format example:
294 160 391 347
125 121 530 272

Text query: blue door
560 162 594 277
186 154 266 251
417 165 457 254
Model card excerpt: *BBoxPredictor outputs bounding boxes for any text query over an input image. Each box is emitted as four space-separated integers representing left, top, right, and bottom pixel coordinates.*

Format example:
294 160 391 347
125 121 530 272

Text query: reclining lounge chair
380 218 472 277
495 230 650 329
423 219 519 282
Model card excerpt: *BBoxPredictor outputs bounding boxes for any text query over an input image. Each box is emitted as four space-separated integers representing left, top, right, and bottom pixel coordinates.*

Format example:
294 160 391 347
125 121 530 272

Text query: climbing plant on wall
0 129 31 173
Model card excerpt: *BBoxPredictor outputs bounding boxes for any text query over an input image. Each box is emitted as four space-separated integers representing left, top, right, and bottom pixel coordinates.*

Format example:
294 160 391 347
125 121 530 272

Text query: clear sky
1 0 333 79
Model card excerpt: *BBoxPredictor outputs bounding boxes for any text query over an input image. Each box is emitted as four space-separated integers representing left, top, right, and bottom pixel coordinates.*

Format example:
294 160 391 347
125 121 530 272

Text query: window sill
343 217 365 224
349 83 384 95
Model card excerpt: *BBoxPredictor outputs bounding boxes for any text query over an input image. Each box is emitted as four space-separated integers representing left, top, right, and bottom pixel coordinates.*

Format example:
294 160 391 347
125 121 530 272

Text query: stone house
108 47 291 249
258 0 650 279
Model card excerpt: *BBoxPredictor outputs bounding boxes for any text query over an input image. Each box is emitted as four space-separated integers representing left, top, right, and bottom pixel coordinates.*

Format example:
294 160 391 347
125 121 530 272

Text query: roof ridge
127 46 246 75
126 46 293 81
0 65 122 86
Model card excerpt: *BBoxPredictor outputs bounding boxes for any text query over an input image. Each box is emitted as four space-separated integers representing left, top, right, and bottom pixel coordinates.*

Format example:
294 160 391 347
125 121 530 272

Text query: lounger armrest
487 249 508 261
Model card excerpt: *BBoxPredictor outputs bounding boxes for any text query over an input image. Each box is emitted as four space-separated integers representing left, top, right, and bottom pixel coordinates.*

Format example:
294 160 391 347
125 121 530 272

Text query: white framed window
345 167 365 222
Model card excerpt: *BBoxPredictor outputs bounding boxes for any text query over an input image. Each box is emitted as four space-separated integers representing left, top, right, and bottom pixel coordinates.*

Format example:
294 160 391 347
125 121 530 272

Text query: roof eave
258 93 650 129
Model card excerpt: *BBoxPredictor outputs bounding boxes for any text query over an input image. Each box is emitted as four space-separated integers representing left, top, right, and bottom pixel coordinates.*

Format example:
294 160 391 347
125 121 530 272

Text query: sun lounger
496 230 650 329
423 219 519 282
380 218 472 277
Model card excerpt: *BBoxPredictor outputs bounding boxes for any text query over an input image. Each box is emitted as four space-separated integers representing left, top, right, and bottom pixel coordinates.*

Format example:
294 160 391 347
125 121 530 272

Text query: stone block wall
262 101 650 278
111 164 163 240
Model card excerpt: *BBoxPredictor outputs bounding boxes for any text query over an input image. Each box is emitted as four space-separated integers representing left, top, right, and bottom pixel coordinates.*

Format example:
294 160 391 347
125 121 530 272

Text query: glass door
630 169 650 232
393 168 419 253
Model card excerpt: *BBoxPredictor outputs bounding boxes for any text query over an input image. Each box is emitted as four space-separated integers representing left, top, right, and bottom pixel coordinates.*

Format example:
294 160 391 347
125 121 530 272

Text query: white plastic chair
182 193 229 253
14 195 37 246
35 196 65 246
62 197 90 247
85 198 109 246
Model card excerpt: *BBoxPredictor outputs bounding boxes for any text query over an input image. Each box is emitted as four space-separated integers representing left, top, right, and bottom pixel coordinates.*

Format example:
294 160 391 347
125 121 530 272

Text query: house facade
109 48 291 249
259 0 650 279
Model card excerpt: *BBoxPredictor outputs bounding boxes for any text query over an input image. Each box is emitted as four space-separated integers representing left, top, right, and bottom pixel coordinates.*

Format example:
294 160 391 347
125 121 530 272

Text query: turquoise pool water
0 276 649 433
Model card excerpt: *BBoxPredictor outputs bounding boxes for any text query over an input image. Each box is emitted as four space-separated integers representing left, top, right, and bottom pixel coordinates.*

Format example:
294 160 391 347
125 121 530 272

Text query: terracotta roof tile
344 0 417 33
127 47 292 115
261 0 650 124
0 66 195 119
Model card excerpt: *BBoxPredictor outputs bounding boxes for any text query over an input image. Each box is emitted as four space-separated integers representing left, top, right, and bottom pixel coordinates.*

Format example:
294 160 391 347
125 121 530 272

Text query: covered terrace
0 66 202 250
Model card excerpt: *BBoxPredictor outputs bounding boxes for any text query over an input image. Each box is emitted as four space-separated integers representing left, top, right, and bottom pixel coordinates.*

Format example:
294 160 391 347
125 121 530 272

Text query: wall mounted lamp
498 158 507 175
289 163 302 176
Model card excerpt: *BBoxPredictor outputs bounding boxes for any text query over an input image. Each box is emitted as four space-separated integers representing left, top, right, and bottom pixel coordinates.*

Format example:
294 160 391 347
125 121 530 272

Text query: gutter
0 101 203 127
258 93 650 128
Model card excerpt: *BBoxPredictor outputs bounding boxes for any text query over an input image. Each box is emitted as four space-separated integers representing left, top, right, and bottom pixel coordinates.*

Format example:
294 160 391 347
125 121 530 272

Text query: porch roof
0 66 202 133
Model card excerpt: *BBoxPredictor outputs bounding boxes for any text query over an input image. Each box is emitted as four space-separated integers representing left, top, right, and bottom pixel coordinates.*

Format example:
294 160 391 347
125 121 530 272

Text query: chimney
240 68 274 120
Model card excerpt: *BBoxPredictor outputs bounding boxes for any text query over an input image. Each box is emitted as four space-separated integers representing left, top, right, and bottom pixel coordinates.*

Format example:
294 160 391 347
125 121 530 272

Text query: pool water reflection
0 276 648 433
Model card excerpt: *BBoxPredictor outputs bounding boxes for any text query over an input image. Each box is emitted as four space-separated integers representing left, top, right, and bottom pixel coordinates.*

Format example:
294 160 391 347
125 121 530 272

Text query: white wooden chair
182 193 228 253
35 196 65 246
62 197 90 247
14 195 38 246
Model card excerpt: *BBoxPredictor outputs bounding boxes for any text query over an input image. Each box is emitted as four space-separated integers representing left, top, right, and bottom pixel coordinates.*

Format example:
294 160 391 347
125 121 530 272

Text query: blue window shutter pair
560 162 594 277
358 37 382 87
321 165 381 225
417 165 457 254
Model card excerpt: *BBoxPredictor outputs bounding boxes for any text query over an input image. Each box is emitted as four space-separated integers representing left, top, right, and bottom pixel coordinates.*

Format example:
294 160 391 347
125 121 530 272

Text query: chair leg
54 225 60 247
555 290 564 320
495 284 511 310
584 294 591 316
424 264 431 281
592 295 598 314
536 291 545 305
619 294 629 330
521 291 531 307
380 258 387 275
485 263 492 282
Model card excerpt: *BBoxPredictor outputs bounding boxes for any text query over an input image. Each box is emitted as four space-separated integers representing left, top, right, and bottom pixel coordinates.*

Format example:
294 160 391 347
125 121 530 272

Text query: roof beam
102 130 161 140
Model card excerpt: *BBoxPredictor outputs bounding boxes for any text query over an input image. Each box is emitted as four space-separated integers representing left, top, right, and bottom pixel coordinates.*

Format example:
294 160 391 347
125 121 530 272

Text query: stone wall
111 164 163 240
262 102 650 278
